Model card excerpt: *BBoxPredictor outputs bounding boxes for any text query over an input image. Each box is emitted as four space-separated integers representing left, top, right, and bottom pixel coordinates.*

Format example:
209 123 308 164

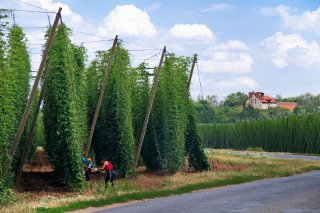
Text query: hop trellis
199 115 320 154
0 5 209 203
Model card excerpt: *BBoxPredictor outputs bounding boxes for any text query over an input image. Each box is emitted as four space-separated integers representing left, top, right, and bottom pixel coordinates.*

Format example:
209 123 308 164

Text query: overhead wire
6 8 164 81
3 7 194 73
20 26 49 29
196 61 204 100
75 39 114 44
2 9 55 14
14 0 54 12
73 30 110 39
127 48 162 52
121 39 161 50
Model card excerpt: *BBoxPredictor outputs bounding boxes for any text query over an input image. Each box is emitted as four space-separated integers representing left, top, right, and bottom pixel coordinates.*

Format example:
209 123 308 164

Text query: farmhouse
246 91 277 110
246 91 299 111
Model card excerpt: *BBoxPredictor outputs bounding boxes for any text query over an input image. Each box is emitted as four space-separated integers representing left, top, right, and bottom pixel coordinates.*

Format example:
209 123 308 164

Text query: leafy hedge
130 63 150 146
199 114 320 154
43 24 86 190
142 55 209 172
0 10 15 203
7 25 34 177
185 105 210 172
89 43 135 177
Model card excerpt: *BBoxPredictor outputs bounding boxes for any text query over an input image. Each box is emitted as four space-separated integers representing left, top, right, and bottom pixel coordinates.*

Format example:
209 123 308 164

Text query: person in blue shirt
82 153 93 181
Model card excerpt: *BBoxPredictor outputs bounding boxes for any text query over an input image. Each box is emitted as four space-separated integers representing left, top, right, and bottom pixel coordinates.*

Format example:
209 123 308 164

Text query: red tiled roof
277 102 298 111
261 96 277 103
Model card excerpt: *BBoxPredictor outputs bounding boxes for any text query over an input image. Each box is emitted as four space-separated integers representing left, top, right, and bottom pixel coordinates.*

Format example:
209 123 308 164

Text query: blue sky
2 0 320 100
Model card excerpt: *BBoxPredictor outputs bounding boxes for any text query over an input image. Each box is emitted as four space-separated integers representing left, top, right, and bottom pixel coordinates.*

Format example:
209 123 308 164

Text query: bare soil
16 149 250 199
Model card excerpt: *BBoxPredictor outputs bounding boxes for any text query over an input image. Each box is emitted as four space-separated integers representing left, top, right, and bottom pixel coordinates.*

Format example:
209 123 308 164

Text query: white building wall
246 96 277 110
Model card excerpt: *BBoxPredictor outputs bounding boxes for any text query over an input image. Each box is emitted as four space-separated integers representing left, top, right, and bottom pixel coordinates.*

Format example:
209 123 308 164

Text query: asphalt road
263 153 320 161
93 154 320 213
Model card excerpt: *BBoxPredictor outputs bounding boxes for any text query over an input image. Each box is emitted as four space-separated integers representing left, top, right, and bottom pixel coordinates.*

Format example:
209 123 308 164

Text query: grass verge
37 175 263 213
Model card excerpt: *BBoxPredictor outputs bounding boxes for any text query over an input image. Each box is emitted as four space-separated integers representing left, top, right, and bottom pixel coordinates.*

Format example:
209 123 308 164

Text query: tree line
193 92 320 124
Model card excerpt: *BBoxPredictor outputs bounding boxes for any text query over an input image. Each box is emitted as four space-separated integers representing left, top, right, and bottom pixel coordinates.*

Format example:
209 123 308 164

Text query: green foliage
139 67 162 171
129 63 153 167
149 55 189 172
0 15 32 202
43 24 86 190
69 44 88 148
199 114 320 154
247 147 264 152
140 55 209 172
185 108 210 171
86 51 107 127
85 51 107 159
223 92 248 107
0 9 14 204
29 110 46 160
129 63 150 144
7 25 30 126
193 92 320 124
6 25 32 177
193 93 297 124
91 43 135 177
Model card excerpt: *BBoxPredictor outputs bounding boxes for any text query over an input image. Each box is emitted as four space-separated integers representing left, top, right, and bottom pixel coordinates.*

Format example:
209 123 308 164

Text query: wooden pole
14 63 51 185
10 8 62 157
188 54 197 89
134 46 166 168
85 35 118 156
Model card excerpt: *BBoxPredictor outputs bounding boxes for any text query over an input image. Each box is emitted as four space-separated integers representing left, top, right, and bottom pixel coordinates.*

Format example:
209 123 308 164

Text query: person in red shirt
99 160 116 187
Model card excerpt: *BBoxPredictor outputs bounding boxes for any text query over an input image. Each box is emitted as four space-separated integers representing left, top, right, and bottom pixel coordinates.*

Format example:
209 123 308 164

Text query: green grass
37 175 263 213
246 147 264 152
302 166 320 171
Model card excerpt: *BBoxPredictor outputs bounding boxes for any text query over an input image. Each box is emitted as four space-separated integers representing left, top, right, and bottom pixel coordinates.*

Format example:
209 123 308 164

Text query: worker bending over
99 160 116 187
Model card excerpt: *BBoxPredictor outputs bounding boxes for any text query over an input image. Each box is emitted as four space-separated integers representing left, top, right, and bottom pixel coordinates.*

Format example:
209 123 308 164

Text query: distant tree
293 107 307 116
298 93 320 114
275 94 283 102
206 95 219 106
282 96 300 102
238 106 260 120
223 92 248 107
193 99 216 123
260 107 291 118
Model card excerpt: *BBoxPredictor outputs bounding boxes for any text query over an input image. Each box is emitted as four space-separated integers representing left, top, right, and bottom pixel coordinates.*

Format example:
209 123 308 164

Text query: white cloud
98 4 157 38
262 5 320 32
202 3 234 12
215 77 259 89
168 24 214 41
199 40 254 73
259 7 278 16
20 0 84 27
261 32 320 68
272 58 287 68
146 2 162 11
211 40 248 51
